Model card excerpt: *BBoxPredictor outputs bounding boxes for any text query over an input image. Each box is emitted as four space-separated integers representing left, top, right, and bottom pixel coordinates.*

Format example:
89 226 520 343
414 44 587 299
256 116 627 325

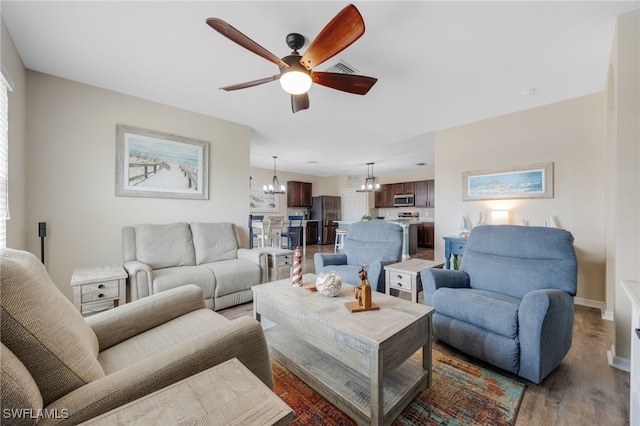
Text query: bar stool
334 228 348 253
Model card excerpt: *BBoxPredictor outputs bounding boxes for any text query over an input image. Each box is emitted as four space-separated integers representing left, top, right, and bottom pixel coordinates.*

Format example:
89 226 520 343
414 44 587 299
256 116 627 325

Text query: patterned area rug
272 350 526 426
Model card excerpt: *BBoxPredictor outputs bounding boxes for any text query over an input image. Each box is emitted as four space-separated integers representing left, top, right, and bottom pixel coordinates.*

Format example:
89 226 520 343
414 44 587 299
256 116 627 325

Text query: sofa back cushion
134 222 196 269
0 249 104 406
344 221 403 267
190 222 239 265
461 225 577 299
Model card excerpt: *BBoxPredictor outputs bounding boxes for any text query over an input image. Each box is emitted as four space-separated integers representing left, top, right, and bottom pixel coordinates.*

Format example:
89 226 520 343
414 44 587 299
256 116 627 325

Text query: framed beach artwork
462 162 554 201
115 124 209 199
250 187 279 212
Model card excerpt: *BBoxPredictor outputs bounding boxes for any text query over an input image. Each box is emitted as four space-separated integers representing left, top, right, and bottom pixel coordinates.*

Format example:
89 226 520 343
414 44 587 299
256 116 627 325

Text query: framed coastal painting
462 162 553 201
250 187 279 212
115 124 209 199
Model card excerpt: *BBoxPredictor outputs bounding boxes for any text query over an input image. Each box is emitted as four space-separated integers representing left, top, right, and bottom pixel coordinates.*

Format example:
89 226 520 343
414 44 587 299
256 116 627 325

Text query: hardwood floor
219 244 630 425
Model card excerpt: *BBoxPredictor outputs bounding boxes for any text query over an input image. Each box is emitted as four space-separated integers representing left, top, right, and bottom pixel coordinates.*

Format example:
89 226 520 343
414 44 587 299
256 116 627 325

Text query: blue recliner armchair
315 221 403 291
421 225 577 384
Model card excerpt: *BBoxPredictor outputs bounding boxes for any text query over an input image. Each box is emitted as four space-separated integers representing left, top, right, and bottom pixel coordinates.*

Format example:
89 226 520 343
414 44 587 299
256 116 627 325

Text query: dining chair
266 216 285 248
250 215 265 248
282 215 304 250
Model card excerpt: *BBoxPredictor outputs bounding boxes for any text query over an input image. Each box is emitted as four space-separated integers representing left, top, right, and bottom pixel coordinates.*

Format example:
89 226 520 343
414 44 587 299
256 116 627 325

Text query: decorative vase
315 272 342 297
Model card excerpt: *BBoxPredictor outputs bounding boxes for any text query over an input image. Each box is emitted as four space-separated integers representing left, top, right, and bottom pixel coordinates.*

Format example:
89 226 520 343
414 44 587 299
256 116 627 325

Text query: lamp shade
491 210 510 225
280 71 312 95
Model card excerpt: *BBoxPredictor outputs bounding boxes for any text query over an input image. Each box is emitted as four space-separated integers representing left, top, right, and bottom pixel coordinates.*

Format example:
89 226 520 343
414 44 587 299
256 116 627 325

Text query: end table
70 265 127 316
385 258 443 303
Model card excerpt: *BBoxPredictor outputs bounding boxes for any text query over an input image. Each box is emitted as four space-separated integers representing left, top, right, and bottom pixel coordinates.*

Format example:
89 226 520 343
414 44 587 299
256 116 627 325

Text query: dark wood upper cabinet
394 182 415 195
287 181 312 207
374 184 395 208
414 180 435 207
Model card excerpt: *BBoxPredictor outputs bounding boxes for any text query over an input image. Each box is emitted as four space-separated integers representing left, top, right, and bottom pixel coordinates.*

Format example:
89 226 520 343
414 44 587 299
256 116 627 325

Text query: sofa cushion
190 222 239 265
135 223 195 269
433 288 521 339
0 249 104 406
203 259 260 297
1 343 44 424
152 266 215 300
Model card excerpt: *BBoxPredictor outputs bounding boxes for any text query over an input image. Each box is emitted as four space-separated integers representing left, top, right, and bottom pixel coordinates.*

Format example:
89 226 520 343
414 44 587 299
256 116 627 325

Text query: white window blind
0 73 10 249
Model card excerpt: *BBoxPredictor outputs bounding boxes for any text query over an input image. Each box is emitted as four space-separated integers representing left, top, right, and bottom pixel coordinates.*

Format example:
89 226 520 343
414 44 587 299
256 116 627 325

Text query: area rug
272 350 526 426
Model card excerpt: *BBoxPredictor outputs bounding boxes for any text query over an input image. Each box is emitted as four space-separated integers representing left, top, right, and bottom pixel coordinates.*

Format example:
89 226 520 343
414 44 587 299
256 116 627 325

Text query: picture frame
462 162 553 201
116 124 209 199
250 187 279 212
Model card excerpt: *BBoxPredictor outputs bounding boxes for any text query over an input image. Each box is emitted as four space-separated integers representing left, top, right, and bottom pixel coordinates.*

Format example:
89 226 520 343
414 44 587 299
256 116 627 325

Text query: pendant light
264 156 286 194
356 162 381 192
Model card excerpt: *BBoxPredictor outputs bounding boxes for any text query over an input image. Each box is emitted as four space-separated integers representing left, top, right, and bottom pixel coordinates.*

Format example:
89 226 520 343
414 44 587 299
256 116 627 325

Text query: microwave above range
394 194 415 207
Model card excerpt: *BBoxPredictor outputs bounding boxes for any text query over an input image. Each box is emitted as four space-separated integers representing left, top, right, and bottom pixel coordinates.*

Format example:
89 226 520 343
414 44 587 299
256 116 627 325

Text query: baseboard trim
607 344 631 372
573 297 613 321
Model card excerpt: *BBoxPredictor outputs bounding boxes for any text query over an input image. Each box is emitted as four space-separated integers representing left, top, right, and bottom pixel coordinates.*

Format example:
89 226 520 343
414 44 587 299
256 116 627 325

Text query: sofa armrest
86 285 206 351
123 260 153 301
237 248 268 283
314 253 347 273
420 268 470 306
517 289 574 383
43 316 271 425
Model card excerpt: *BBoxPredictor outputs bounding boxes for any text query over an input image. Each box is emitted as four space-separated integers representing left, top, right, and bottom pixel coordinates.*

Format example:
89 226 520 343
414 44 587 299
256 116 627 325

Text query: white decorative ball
316 272 342 297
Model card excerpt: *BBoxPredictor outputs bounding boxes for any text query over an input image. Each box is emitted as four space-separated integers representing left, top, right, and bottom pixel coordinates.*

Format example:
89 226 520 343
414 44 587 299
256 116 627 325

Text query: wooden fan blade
311 72 377 95
300 4 365 70
291 93 310 113
220 75 280 91
206 18 288 68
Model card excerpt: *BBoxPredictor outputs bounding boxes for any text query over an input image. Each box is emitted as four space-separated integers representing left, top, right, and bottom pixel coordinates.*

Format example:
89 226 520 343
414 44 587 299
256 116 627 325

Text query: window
0 73 10 249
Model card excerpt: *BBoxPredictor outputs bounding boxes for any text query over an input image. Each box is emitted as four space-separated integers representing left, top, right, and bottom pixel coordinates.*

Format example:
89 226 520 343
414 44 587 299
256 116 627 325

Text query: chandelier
356 162 381 192
264 156 286 194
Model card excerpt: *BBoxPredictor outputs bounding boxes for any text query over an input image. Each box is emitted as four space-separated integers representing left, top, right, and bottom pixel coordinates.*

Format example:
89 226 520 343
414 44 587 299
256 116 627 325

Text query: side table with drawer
385 258 443 303
255 247 294 281
443 236 468 270
70 265 127 316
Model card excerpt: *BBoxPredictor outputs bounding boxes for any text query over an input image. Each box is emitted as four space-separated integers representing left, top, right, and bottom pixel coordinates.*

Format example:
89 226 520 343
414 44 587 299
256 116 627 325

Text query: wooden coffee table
253 274 434 426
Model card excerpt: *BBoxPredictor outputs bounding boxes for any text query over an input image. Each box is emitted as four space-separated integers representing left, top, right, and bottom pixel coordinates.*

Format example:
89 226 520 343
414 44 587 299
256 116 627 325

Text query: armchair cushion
0 249 104 406
0 342 44 423
190 222 239 264
135 222 195 269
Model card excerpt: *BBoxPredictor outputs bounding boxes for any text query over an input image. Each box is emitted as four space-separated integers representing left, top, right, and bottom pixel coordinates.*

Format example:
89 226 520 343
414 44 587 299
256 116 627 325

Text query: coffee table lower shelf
265 325 429 426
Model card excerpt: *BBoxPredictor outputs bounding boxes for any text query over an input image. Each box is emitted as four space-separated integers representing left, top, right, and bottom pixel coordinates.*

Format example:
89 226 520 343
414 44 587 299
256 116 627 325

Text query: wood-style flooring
219 244 630 425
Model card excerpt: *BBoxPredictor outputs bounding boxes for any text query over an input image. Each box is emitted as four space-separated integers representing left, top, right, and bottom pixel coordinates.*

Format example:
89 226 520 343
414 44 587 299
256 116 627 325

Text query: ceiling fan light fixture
280 71 312 95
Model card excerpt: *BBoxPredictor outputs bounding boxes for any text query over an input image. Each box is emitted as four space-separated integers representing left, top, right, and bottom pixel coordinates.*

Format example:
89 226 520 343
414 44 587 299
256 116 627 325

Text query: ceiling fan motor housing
286 33 305 52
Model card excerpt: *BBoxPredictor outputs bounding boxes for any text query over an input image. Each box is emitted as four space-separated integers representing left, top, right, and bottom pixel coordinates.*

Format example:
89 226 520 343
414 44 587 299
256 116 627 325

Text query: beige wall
24 72 251 301
434 93 606 303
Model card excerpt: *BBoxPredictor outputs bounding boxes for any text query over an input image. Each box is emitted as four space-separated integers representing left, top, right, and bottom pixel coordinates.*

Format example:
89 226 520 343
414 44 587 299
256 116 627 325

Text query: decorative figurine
346 265 379 313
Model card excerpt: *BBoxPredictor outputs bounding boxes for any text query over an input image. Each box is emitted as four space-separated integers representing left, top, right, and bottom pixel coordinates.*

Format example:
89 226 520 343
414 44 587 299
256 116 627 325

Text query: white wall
434 93 607 304
606 9 640 365
24 72 251 301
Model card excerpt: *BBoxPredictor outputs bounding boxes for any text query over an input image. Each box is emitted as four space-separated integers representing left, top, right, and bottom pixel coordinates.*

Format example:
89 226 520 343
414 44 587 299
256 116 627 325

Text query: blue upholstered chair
282 215 303 249
421 225 578 384
314 221 403 292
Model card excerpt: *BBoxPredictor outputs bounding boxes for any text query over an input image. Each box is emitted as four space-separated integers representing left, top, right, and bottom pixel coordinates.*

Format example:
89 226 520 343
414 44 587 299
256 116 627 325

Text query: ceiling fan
206 4 377 113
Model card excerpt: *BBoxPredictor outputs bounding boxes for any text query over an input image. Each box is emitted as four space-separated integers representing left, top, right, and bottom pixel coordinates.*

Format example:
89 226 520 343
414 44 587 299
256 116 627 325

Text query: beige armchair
0 248 272 425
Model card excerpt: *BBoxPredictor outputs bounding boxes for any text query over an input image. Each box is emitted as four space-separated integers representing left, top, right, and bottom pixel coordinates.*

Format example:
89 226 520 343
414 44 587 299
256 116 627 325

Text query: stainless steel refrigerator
310 196 341 245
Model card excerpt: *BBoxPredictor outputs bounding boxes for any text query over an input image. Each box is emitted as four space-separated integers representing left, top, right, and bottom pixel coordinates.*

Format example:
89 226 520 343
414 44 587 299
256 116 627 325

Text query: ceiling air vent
319 60 358 74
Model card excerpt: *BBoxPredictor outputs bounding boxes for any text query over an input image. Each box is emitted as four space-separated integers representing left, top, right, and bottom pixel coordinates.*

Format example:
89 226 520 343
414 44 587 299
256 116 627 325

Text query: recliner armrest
45 317 272 425
86 285 207 351
421 268 470 306
314 253 347 272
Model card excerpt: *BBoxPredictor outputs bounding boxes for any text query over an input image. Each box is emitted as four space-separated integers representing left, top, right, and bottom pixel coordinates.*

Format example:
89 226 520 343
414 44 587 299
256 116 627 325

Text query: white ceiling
2 1 638 177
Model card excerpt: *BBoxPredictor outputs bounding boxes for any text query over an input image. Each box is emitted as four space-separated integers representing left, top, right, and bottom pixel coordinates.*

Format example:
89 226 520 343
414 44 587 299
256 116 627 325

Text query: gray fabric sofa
421 225 578 384
122 222 267 311
314 221 403 291
0 248 273 425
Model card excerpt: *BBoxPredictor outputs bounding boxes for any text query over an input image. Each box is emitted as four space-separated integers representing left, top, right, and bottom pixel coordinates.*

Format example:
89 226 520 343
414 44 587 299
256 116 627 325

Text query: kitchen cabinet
287 181 312 208
394 182 415 195
374 184 395 208
415 180 435 207
418 222 434 248
305 221 318 245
